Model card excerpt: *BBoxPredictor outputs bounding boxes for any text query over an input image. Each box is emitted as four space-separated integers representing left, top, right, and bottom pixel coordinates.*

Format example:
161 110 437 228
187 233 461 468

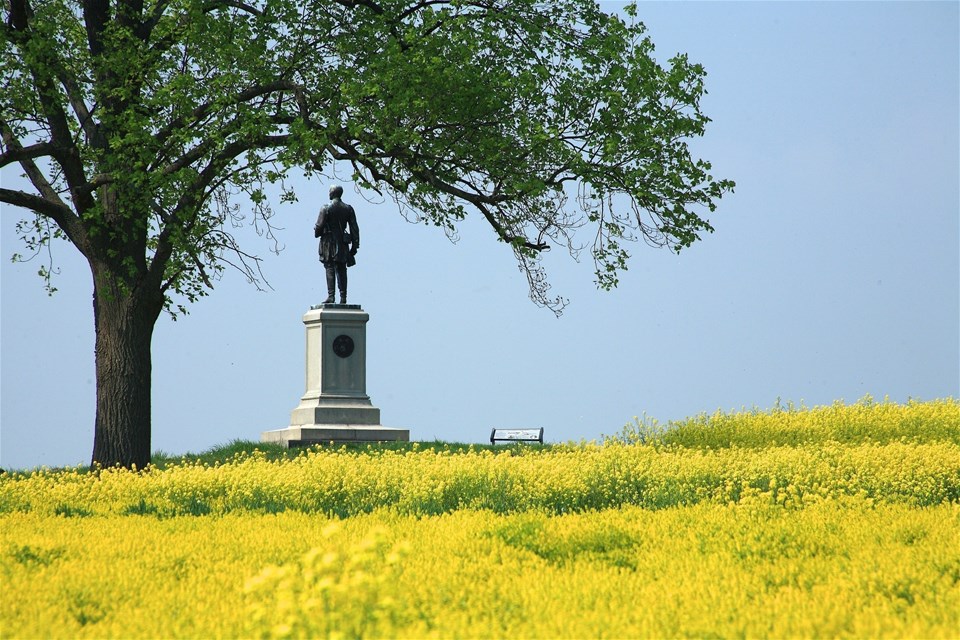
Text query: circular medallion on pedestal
332 334 355 358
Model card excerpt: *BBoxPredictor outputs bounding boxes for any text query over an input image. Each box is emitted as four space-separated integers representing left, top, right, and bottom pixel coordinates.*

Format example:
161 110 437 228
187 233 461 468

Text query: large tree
1 0 733 468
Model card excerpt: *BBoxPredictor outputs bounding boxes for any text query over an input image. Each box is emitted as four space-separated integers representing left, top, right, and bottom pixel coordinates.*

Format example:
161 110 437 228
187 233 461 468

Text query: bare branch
0 187 74 221
0 140 56 167
1 119 68 210
149 133 291 286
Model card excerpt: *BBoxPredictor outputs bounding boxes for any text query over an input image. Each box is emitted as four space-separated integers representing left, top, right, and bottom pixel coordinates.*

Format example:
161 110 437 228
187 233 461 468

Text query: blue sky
2 1 958 470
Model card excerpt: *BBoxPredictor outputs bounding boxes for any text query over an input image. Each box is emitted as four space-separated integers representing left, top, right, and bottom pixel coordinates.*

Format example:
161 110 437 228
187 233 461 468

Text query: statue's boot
324 267 336 303
338 264 347 304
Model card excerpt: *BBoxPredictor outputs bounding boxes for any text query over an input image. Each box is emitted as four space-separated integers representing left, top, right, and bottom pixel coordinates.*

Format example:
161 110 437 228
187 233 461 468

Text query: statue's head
329 184 344 200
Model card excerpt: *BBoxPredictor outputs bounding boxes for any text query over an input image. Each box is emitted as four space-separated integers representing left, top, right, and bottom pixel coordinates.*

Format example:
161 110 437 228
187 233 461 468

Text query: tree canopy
1 0 733 466
3 0 732 312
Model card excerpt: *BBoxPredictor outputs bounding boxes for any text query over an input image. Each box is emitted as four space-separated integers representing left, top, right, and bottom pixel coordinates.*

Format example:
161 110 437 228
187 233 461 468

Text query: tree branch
1 120 93 254
202 0 263 17
81 0 110 57
153 79 302 171
0 140 56 167
324 130 550 253
0 187 73 220
138 0 170 39
149 133 291 286
55 70 100 147
9 0 96 213
331 0 384 15
5 0 32 31
1 119 65 207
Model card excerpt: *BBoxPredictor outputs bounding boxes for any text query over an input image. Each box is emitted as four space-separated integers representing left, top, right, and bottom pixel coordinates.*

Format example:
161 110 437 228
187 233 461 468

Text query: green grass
151 438 545 469
1 439 549 475
150 439 292 468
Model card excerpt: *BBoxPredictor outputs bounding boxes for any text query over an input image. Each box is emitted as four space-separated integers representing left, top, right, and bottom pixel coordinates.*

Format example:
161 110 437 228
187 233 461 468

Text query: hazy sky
2 2 958 470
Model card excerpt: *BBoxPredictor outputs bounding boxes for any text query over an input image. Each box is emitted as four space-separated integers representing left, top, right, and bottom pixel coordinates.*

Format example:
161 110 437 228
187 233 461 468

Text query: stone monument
262 184 409 446
261 304 409 446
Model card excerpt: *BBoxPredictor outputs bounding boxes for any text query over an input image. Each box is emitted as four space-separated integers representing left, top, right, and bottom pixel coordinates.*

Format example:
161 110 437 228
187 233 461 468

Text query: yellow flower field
2 398 958 638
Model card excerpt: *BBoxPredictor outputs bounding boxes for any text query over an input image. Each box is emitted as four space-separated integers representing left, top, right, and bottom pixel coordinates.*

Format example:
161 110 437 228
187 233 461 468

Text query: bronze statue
314 184 359 304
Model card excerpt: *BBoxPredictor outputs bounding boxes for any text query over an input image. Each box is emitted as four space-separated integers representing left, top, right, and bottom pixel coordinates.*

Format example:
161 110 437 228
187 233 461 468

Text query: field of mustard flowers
2 397 958 638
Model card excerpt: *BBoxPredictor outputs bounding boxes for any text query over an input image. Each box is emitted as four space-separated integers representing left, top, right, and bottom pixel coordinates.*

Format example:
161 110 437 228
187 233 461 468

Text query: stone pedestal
262 304 409 446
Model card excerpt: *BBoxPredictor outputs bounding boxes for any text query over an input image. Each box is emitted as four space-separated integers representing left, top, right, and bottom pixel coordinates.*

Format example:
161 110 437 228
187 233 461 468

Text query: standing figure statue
314 184 359 304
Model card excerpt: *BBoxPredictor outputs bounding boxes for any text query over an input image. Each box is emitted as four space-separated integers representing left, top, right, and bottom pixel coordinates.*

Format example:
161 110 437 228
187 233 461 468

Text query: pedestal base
290 397 381 426
262 304 410 448
262 425 410 447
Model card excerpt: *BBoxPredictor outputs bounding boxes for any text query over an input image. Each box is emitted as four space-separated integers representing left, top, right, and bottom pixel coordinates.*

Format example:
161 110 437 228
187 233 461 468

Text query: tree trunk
89 269 163 469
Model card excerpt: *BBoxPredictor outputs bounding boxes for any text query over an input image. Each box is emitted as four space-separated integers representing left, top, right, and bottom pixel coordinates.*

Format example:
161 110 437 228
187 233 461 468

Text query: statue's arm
314 210 326 238
349 207 359 252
